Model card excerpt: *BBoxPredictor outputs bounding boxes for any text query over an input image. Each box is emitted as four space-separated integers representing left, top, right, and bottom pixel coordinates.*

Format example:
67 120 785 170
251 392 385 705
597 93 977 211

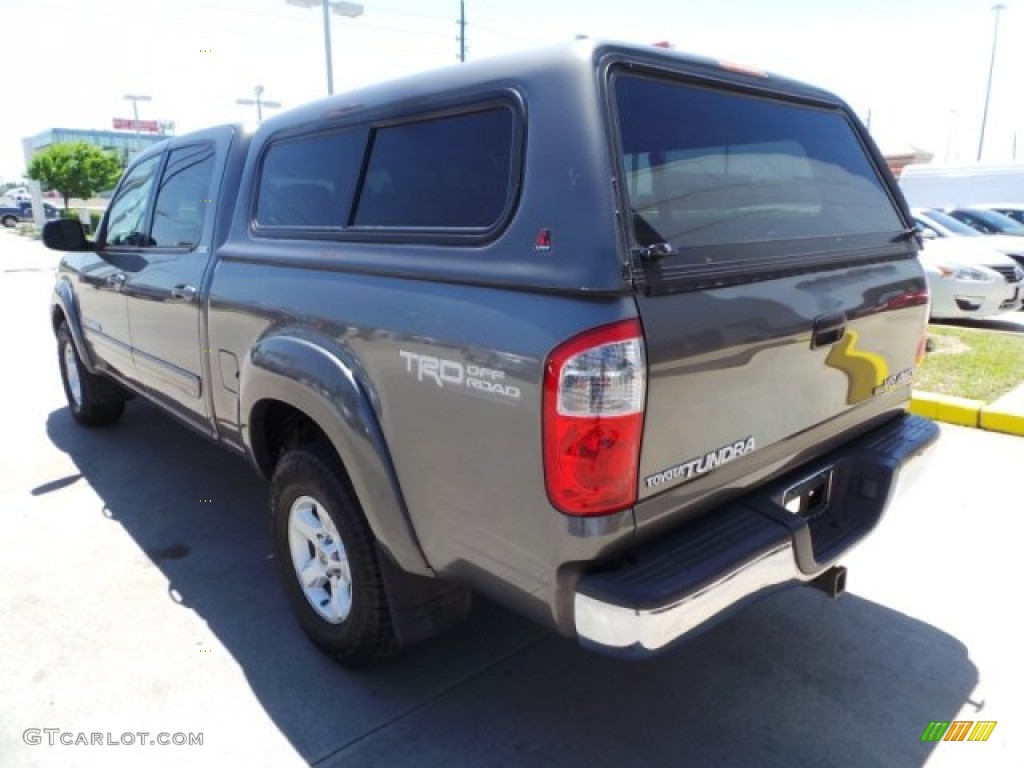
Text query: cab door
121 136 222 426
79 153 163 381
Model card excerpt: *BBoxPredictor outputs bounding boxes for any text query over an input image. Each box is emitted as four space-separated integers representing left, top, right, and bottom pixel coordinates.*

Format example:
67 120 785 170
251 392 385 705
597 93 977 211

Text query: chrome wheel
63 340 82 408
287 495 352 623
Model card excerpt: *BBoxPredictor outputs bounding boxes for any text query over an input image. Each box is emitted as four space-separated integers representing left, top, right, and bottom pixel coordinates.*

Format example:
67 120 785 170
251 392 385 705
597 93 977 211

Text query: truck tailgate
634 255 928 509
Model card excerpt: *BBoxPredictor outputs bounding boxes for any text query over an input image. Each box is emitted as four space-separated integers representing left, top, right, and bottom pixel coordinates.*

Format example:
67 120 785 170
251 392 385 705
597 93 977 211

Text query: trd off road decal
399 350 522 401
645 436 756 489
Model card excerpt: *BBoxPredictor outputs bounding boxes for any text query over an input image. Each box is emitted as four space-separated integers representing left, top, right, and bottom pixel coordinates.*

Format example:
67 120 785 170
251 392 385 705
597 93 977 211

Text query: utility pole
978 3 1007 162
457 0 466 62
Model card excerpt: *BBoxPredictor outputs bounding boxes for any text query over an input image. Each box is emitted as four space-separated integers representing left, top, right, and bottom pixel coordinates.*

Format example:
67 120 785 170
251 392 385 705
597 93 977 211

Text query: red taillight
543 319 646 516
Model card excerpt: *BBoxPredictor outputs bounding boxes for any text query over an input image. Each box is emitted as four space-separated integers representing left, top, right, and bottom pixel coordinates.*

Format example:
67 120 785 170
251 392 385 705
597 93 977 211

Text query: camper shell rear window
614 72 903 261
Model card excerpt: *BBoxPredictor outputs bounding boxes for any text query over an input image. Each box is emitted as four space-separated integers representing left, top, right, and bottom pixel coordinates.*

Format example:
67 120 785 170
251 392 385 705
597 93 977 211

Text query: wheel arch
241 334 431 577
52 279 99 372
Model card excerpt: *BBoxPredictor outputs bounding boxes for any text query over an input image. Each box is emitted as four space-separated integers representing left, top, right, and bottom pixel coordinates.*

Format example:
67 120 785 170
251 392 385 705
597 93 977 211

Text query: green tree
26 143 122 209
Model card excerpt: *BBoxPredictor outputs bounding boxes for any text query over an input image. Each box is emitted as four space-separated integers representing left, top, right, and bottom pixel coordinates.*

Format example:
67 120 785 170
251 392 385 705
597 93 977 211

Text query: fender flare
240 332 431 577
52 278 99 372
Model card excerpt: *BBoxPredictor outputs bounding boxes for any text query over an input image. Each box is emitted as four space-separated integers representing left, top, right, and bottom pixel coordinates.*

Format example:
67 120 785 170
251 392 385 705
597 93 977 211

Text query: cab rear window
253 103 518 239
615 73 902 257
352 107 515 230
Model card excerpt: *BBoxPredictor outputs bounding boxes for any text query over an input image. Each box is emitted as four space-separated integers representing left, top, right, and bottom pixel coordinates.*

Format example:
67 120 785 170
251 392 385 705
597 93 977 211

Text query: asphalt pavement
1 232 1021 767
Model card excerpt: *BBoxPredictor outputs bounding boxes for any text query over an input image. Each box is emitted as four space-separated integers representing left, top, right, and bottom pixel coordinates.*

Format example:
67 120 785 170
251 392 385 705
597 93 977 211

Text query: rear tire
57 322 125 426
1 215 16 228
270 443 398 666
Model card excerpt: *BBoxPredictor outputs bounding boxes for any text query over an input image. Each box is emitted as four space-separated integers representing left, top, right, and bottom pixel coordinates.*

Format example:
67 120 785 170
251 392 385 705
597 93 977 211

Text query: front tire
270 443 398 666
57 322 125 426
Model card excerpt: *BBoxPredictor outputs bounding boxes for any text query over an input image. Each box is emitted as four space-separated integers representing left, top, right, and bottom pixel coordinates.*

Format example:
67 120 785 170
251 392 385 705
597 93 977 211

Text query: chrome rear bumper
574 413 939 656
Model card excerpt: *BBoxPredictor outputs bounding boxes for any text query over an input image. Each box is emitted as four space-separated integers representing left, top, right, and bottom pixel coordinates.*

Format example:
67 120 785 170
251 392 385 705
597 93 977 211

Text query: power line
468 22 533 44
369 4 453 22
471 0 575 36
25 0 456 46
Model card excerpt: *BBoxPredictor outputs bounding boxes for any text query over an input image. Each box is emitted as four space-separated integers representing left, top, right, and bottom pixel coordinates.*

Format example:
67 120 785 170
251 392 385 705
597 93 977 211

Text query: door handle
170 284 197 302
106 272 126 289
811 312 846 348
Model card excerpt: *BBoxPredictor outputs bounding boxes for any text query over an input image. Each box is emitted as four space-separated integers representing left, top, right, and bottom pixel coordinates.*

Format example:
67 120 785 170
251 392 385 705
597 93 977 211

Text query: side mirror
916 226 938 241
42 219 95 252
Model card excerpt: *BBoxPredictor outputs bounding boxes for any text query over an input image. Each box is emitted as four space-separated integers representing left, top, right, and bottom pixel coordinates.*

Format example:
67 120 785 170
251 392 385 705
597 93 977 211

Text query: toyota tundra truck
43 40 939 665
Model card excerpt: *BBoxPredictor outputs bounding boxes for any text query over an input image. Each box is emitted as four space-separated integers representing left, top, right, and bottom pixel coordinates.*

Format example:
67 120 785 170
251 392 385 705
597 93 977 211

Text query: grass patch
915 325 1024 402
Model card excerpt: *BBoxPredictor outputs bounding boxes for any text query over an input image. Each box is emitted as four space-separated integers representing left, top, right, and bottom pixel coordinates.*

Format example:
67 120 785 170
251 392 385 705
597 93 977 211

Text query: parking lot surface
1 234 1021 767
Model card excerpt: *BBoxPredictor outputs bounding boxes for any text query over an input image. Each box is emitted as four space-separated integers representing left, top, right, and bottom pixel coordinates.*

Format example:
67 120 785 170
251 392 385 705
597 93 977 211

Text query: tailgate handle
812 313 846 348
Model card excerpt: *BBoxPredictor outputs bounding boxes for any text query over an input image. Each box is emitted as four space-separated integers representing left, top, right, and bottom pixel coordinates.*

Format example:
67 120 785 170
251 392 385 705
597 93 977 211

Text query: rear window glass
352 107 515 229
151 144 215 248
256 130 365 228
615 74 902 255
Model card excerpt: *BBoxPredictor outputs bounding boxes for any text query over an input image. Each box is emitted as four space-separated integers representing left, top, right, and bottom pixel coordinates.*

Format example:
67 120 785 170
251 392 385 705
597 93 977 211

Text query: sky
0 0 1021 181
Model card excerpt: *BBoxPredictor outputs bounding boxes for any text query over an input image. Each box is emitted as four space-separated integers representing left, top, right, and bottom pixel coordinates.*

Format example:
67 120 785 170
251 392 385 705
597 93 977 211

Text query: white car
917 237 1024 320
914 207 1024 271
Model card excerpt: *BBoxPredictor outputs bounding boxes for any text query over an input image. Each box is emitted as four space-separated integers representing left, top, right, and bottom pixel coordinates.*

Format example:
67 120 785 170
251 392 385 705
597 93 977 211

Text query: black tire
1 215 16 228
57 322 125 426
270 443 398 666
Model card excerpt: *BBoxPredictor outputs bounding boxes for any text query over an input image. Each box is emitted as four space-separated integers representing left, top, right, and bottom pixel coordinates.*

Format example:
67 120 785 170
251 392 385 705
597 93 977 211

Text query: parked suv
43 41 937 665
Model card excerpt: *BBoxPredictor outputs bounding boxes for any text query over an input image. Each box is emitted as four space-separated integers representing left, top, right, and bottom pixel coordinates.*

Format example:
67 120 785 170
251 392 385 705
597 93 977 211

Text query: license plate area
782 467 834 521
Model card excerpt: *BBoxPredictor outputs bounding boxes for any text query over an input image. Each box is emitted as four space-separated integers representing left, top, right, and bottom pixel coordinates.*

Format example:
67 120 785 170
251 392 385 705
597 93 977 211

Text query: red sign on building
113 118 160 133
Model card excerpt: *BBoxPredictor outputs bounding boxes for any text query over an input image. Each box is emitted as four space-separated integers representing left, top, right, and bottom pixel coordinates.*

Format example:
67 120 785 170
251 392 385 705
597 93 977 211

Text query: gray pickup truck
44 41 938 666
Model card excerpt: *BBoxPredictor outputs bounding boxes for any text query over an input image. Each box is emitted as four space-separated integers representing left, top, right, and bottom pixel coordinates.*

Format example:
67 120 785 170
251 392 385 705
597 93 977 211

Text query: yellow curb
978 406 1024 437
909 392 983 428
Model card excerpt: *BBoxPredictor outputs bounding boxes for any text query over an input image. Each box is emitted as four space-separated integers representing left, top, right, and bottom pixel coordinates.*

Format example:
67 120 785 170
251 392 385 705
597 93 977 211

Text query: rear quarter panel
206 257 639 627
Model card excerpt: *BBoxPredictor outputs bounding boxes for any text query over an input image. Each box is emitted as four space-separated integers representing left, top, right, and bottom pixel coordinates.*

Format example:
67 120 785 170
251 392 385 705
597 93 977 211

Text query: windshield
997 208 1024 225
918 209 981 236
614 73 902 258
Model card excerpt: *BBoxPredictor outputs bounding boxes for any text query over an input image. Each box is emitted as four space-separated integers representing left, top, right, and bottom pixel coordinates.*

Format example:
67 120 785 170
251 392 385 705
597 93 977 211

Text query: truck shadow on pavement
45 400 978 768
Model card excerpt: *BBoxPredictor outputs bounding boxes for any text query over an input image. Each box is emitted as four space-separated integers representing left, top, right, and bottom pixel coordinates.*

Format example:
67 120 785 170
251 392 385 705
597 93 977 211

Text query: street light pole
287 0 364 96
322 0 335 94
124 93 152 153
237 85 282 123
977 3 1007 162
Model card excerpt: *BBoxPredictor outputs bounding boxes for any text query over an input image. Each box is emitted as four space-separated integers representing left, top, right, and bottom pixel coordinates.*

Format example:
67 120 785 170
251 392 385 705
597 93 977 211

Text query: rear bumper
574 412 939 657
